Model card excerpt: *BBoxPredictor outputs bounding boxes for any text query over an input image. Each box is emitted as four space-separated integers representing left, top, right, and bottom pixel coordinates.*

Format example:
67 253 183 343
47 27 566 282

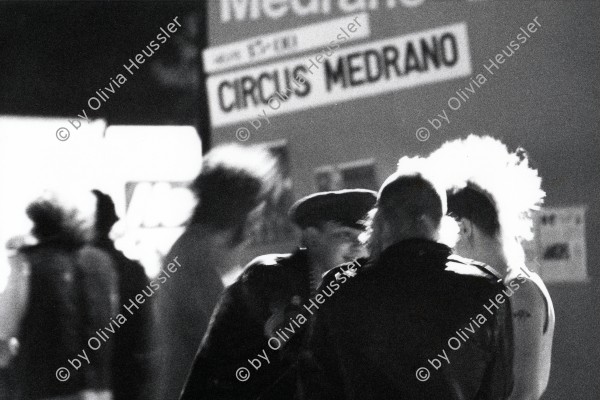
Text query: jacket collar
378 238 452 271
288 247 309 270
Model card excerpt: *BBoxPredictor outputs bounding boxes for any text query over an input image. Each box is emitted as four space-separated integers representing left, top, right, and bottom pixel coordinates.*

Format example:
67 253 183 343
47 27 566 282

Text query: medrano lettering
324 32 458 91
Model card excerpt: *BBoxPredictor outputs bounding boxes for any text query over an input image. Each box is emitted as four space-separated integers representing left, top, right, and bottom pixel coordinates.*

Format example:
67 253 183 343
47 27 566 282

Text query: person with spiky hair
429 135 555 400
155 144 280 400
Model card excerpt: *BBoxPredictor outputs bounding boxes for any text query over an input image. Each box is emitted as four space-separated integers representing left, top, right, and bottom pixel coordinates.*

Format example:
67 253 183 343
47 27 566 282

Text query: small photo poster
314 166 344 192
526 206 588 283
314 159 378 192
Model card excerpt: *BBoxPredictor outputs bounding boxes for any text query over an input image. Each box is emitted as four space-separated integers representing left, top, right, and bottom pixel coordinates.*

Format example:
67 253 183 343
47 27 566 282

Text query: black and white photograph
0 1 598 399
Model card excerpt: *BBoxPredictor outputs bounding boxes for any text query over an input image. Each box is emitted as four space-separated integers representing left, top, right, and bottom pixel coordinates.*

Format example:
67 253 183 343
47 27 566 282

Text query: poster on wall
314 166 343 191
314 158 378 192
525 206 588 283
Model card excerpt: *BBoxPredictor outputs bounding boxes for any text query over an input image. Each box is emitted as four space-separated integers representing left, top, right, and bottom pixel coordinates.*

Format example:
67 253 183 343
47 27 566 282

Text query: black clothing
304 239 514 400
289 190 377 229
17 243 118 399
17 243 86 399
77 246 119 392
95 239 156 400
180 249 315 400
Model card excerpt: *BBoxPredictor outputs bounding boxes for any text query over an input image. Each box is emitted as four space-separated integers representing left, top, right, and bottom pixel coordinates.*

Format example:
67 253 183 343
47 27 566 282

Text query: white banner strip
203 12 370 73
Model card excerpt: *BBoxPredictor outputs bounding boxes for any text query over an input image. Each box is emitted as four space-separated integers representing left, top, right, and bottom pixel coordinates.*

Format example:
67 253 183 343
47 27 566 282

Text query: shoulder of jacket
239 253 294 283
322 266 342 283
323 258 367 282
446 254 503 281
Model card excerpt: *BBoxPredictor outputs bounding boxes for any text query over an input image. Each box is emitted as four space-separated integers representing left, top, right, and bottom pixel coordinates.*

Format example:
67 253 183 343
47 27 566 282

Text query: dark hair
378 175 443 229
26 194 87 247
447 184 500 237
188 144 278 233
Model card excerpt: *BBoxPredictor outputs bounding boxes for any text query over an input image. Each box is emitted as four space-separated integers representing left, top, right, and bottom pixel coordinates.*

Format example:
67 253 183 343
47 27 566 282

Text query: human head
188 143 279 248
429 135 545 270
447 183 502 262
367 169 444 257
289 189 377 272
91 189 119 242
25 190 96 248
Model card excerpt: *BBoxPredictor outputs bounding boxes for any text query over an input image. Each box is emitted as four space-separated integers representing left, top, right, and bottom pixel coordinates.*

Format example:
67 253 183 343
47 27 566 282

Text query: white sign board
208 22 472 127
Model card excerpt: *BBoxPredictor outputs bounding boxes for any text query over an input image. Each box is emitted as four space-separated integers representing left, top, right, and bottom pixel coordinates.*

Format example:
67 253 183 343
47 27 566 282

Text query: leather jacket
180 249 314 400
303 239 514 400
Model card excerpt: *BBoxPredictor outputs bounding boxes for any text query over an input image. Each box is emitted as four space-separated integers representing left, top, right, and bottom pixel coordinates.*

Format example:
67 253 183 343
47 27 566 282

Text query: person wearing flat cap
179 189 377 400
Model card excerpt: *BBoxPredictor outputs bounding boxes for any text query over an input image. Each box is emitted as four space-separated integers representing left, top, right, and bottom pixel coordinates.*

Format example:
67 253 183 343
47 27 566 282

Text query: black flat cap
289 189 377 229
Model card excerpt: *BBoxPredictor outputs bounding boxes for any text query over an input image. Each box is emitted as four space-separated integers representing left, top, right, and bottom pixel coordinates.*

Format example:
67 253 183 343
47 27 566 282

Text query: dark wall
0 1 201 125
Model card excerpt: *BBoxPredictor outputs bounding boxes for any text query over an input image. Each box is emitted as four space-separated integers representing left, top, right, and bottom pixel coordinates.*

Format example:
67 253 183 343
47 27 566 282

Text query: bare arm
508 279 552 400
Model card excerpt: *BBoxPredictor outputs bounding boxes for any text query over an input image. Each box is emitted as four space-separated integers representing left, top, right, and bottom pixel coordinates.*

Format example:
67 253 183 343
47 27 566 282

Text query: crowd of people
0 135 555 400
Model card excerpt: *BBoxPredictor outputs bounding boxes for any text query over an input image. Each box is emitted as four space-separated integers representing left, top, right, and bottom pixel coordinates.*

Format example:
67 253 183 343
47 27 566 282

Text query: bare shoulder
506 270 548 328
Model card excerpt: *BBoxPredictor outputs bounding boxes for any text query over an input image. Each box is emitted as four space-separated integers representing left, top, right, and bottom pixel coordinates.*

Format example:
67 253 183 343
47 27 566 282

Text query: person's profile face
364 208 384 258
453 219 476 259
315 221 367 270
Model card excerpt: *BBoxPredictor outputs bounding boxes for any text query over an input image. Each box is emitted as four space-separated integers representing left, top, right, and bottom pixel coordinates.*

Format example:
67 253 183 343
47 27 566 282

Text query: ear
459 218 474 238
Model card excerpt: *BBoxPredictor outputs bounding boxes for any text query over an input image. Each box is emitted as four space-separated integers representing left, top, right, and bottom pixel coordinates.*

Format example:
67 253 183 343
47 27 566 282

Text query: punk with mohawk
428 135 555 400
